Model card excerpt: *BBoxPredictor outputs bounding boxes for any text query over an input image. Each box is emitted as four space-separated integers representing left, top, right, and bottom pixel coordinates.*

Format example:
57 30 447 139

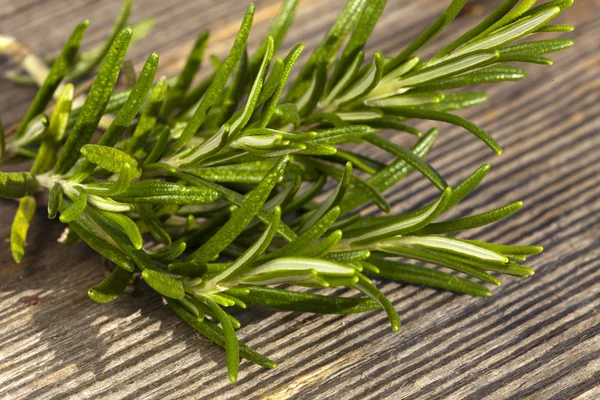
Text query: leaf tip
426 127 440 139
133 238 143 250
11 250 24 264
63 83 75 97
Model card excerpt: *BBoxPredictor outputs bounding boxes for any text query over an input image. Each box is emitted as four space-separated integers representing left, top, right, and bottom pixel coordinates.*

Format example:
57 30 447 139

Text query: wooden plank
0 0 598 399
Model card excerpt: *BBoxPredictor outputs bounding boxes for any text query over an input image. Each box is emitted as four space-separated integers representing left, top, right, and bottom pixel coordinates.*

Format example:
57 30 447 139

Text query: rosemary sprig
0 0 572 383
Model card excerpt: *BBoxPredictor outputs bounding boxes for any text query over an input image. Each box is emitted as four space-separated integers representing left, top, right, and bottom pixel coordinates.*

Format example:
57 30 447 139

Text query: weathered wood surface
1 0 599 398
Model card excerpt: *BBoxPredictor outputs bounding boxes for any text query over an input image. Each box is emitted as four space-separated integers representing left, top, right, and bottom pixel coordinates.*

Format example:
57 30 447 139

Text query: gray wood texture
0 0 598 398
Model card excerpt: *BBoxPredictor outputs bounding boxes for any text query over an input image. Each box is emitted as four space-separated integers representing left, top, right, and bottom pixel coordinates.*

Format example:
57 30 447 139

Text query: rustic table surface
1 0 598 399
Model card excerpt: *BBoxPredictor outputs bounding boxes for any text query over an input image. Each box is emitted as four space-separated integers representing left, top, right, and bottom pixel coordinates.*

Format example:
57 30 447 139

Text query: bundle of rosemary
0 0 573 383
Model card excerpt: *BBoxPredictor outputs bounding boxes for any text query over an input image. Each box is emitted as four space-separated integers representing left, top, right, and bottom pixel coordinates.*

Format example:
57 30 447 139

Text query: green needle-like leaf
500 38 574 56
410 65 527 93
189 160 275 183
326 250 370 263
458 239 543 256
171 4 255 154
383 0 467 74
326 149 384 174
450 7 561 59
296 62 327 117
62 205 135 272
143 125 171 166
415 201 522 234
10 196 36 263
338 51 384 105
15 21 88 138
312 125 373 145
339 127 439 213
68 0 132 79
47 183 63 219
226 286 379 314
442 163 490 212
302 157 389 212
388 108 502 155
229 37 274 136
102 210 144 250
85 205 156 271
432 0 521 61
241 257 355 286
365 134 447 191
142 269 185 299
386 236 508 264
263 206 341 261
80 146 141 176
99 52 159 147
162 31 209 116
379 245 501 285
481 0 537 36
0 172 38 199
259 44 304 128
214 207 281 284
169 169 298 242
174 34 272 167
368 257 491 297
168 298 275 369
188 156 289 262
255 58 284 109
201 295 240 383
148 242 187 262
297 229 343 257
352 272 400 331
328 0 385 92
346 187 451 245
88 266 134 303
249 0 297 75
85 163 133 196
286 0 369 102
136 204 172 245
113 181 220 205
297 162 352 233
31 84 74 174
54 27 133 175
59 189 88 223
421 92 488 112
132 77 168 140
323 51 364 107
365 93 443 108
374 50 499 100
536 24 573 32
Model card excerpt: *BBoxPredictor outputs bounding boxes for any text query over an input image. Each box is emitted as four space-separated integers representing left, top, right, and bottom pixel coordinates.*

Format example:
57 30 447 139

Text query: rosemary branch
0 0 573 383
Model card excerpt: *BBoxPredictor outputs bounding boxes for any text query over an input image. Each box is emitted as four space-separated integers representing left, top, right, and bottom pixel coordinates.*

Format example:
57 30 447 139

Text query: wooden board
1 0 599 398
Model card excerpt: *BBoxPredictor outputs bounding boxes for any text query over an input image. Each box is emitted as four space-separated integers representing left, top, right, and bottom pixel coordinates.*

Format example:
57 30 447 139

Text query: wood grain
1 0 599 399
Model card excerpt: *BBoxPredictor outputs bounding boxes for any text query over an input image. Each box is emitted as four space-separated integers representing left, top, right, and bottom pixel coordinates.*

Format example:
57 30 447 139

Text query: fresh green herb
0 0 572 383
